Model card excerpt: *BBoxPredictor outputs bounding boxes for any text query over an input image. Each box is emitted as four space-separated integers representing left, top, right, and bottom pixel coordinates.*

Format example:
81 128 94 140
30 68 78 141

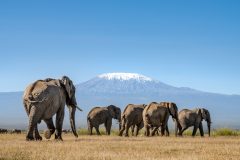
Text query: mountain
78 73 201 95
0 73 240 129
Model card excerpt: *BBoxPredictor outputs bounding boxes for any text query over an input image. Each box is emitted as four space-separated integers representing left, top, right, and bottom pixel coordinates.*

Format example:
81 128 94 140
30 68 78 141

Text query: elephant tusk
76 106 83 112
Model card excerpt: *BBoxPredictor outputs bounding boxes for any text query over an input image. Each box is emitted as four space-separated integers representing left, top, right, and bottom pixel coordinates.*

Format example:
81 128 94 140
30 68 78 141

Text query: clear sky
0 0 239 94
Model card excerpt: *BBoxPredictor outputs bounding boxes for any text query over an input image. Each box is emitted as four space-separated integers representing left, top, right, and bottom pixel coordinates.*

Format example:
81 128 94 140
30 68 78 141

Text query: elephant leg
105 119 112 135
44 118 55 138
165 125 170 137
131 125 135 136
199 122 204 137
55 107 64 140
124 122 131 137
157 128 160 136
34 125 42 141
176 122 181 137
151 127 159 136
87 119 93 135
144 125 150 137
136 122 144 136
192 124 199 137
119 121 126 136
179 126 188 136
95 126 101 135
88 124 93 135
135 124 141 136
161 125 166 136
26 105 42 141
89 126 93 135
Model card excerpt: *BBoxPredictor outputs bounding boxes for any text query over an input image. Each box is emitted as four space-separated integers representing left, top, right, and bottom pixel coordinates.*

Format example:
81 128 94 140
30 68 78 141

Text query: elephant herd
89 102 211 138
23 76 211 141
0 129 21 134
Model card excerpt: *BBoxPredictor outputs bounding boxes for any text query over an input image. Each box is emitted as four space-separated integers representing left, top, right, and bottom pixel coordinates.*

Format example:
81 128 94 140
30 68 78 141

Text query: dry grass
0 134 240 160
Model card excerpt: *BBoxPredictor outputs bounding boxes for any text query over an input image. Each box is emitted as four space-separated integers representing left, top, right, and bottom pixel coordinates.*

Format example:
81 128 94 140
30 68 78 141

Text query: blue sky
0 0 240 94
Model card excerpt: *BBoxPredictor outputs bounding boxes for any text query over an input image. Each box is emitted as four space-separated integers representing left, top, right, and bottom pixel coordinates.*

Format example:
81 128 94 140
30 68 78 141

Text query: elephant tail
26 95 48 103
121 115 126 127
87 116 91 133
145 114 151 124
23 100 30 116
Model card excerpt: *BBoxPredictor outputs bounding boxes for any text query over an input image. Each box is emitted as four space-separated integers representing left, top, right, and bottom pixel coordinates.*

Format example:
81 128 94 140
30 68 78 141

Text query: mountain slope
0 73 240 129
76 73 240 128
77 73 198 95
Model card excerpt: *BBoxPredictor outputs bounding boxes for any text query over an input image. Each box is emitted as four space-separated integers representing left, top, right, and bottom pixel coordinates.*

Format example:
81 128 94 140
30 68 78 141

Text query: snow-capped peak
98 73 153 82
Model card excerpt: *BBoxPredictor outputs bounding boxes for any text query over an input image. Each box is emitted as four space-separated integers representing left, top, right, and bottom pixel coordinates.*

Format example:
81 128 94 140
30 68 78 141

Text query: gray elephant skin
119 104 146 137
143 102 179 137
177 108 211 137
23 76 82 141
87 105 121 135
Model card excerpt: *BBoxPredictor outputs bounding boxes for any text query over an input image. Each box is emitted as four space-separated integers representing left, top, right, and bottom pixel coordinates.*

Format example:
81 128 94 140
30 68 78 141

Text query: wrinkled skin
119 104 146 137
178 108 211 137
23 76 82 141
143 102 179 137
87 105 121 135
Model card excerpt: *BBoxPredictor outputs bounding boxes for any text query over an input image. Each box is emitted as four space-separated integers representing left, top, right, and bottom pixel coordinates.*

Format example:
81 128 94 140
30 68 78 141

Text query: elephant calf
178 108 211 137
119 104 146 137
87 105 121 135
143 102 179 137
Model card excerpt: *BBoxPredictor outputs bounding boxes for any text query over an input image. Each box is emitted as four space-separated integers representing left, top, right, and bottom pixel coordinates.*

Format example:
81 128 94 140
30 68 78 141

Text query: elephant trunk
174 116 180 137
119 122 121 131
118 116 121 131
175 119 178 137
207 122 211 137
69 106 78 138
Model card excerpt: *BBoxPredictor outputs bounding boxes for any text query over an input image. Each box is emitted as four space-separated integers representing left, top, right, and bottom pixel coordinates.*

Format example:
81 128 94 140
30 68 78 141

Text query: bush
77 128 120 136
212 128 240 136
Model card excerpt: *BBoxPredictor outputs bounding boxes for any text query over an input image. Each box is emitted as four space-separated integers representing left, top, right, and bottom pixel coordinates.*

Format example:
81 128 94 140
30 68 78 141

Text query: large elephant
177 108 211 137
87 105 121 135
119 104 146 137
23 76 82 141
143 102 179 137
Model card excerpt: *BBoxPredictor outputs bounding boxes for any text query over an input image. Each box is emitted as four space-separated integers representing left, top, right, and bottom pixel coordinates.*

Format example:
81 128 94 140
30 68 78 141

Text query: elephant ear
196 108 203 120
107 105 116 117
168 103 177 117
61 76 73 99
201 108 208 120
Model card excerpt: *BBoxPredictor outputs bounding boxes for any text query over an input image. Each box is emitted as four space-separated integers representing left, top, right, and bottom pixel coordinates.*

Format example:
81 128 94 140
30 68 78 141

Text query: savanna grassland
1 130 240 160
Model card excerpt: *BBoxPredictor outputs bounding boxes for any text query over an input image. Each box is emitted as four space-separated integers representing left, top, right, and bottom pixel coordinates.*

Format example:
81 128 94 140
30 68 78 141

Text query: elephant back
123 104 134 114
87 107 102 117
23 79 63 114
123 104 145 118
143 102 169 126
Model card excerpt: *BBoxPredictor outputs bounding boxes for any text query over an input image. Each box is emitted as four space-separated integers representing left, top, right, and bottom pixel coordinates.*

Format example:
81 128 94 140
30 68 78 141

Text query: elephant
62 129 71 134
177 108 211 137
11 129 21 134
119 104 146 137
87 105 121 135
23 76 82 141
143 102 179 137
0 128 8 134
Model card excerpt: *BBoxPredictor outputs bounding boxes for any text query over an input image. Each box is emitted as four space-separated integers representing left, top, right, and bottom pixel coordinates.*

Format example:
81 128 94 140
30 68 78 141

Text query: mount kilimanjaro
0 73 240 129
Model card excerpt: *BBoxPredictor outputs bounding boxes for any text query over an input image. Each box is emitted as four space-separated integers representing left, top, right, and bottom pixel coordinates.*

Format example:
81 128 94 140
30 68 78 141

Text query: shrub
212 128 240 136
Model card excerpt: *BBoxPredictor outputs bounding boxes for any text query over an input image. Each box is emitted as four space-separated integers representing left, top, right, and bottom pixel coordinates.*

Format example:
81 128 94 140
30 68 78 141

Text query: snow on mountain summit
98 73 153 82
77 72 199 95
